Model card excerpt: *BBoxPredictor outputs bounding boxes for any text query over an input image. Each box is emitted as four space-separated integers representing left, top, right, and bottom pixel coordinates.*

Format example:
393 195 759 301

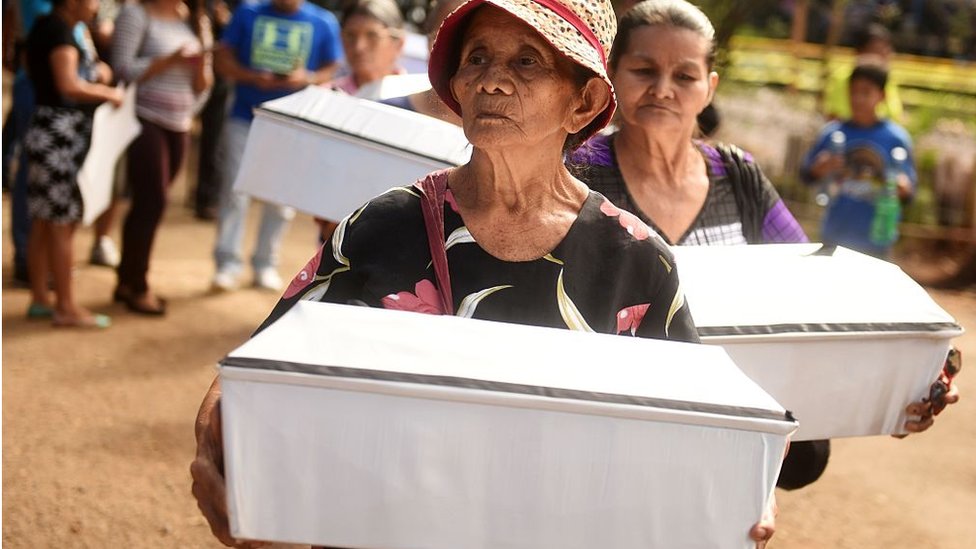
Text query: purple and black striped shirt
569 132 808 246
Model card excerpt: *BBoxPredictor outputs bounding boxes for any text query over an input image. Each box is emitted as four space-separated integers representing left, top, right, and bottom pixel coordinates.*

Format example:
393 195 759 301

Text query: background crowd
1 0 970 547
4 0 963 324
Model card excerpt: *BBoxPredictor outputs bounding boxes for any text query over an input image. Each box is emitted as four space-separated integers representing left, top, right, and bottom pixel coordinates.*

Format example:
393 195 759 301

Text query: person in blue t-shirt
801 63 917 258
212 0 341 292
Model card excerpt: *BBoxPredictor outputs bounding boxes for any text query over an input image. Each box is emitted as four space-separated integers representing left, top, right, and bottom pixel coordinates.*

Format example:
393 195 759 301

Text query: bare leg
27 219 52 308
48 221 79 317
93 201 117 240
48 221 110 328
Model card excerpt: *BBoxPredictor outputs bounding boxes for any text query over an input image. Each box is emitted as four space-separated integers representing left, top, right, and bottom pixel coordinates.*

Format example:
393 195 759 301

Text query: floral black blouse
258 171 699 344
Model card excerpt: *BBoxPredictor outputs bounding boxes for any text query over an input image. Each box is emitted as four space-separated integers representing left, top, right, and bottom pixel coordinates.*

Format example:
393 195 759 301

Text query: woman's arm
111 4 194 84
191 13 213 94
110 4 153 82
192 51 213 94
51 46 123 106
752 167 808 244
190 377 268 549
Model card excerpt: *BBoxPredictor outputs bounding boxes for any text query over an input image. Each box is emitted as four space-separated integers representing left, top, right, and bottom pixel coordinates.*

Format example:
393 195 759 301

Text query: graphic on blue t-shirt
223 1 341 121
838 143 887 201
801 119 916 257
251 16 313 74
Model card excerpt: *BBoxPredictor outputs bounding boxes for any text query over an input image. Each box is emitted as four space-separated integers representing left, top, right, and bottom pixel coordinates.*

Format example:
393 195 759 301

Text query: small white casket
234 87 470 222
673 244 964 441
220 301 796 549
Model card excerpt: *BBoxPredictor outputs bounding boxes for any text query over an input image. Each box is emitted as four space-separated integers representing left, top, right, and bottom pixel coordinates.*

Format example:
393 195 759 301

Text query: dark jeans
195 74 230 214
4 73 36 277
116 119 188 294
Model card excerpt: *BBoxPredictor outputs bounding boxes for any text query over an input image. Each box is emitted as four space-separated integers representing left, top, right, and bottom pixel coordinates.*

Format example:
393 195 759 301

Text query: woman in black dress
24 0 124 328
191 0 777 546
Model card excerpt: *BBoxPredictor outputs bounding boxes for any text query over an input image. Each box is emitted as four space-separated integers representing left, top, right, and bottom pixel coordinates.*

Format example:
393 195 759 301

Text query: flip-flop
26 303 54 319
119 290 166 316
52 313 112 329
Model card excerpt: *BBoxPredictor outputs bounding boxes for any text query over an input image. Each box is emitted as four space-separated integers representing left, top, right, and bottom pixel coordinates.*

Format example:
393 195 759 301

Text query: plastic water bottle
869 146 907 247
816 130 846 207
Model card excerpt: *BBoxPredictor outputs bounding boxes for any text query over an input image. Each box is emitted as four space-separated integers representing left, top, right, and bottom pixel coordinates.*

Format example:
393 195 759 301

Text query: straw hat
428 0 617 142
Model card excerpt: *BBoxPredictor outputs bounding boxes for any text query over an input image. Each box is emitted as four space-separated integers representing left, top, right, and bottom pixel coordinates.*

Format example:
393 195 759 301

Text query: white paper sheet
78 84 141 226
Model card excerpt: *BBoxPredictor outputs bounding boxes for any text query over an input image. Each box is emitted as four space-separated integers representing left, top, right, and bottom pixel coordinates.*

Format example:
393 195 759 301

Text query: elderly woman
570 0 806 246
315 0 407 241
190 0 775 546
379 0 464 125
569 0 955 491
330 0 405 94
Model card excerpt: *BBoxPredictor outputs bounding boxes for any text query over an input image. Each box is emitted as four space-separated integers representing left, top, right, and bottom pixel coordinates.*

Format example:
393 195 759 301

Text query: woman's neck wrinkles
616 125 698 190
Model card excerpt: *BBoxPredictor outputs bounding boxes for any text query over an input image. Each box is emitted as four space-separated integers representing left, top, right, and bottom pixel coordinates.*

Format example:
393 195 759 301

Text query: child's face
849 78 884 124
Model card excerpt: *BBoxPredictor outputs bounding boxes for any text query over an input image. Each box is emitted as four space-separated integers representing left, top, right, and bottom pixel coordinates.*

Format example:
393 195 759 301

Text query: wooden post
789 0 809 93
819 0 848 113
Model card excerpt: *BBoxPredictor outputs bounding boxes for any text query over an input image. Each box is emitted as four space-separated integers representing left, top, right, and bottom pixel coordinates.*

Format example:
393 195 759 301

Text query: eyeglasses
341 29 401 46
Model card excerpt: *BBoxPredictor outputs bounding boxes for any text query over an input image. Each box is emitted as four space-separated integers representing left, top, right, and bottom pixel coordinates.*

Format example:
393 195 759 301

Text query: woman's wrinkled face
341 14 403 84
611 25 717 137
450 7 583 150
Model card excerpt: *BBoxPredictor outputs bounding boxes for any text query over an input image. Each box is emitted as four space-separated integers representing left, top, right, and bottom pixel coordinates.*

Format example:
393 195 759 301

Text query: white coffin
397 31 431 75
673 244 963 441
355 73 434 101
234 87 471 221
220 301 796 549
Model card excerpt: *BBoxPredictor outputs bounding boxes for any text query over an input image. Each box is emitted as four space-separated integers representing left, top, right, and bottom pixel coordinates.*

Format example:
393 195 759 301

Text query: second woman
112 0 213 315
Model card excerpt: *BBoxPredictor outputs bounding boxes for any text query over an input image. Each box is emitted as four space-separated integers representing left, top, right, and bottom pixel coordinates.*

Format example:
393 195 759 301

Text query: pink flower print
600 199 623 217
381 279 446 315
600 199 650 240
283 245 325 299
616 303 650 336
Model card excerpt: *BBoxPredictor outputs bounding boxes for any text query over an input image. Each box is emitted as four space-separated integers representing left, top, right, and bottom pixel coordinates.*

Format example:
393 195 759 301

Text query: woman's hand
749 440 787 548
897 351 961 437
107 86 125 108
901 382 960 434
95 60 113 85
750 492 777 549
189 378 268 549
168 45 204 67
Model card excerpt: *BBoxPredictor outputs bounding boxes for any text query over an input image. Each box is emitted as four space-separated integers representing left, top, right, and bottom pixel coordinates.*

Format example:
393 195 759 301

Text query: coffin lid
222 301 796 434
254 87 471 167
673 244 964 339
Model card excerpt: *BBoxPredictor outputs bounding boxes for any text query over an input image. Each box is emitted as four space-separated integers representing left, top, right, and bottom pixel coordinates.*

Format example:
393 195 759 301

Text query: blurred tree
694 0 781 65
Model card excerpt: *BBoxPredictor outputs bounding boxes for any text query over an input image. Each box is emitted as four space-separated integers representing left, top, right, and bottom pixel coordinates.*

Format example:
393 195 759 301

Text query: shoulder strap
418 171 455 315
715 143 765 244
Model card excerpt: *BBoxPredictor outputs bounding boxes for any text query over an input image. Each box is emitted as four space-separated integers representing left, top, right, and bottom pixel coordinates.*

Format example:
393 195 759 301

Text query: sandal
27 303 54 319
114 286 167 316
125 294 168 316
52 313 112 329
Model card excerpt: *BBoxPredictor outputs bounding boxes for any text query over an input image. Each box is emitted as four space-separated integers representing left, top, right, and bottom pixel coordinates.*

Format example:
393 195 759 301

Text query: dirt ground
2 168 975 549
2 54 975 546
